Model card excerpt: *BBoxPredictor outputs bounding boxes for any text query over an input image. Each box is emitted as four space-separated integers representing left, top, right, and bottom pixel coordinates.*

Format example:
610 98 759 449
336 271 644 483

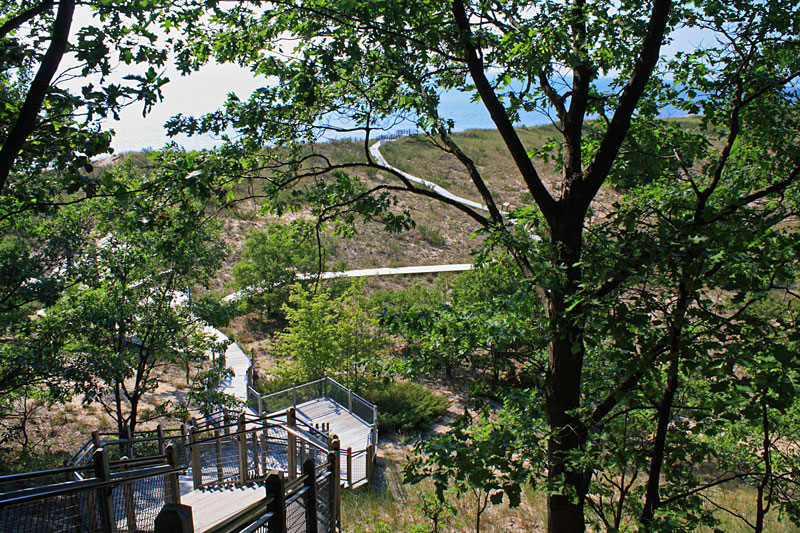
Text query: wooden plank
182 485 265 532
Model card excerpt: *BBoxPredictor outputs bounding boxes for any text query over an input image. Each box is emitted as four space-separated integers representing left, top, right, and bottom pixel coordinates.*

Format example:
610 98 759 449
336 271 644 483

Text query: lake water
106 70 684 152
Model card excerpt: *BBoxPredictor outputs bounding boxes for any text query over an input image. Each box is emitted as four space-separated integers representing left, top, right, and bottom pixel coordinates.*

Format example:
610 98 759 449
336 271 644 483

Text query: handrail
0 464 185 507
189 422 329 454
0 463 95 485
203 497 274 533
68 438 94 464
257 377 326 401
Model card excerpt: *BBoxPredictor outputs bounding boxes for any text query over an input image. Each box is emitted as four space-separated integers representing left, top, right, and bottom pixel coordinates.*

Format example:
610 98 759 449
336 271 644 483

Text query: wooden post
223 409 231 435
258 394 264 418
157 424 165 455
303 458 318 533
300 441 307 468
265 472 287 533
287 408 297 480
366 444 375 488
292 384 297 408
91 429 101 450
238 413 248 485
348 389 353 412
166 445 181 504
251 432 261 479
123 424 133 459
372 405 378 444
122 457 137 532
346 447 352 488
260 432 268 476
215 429 224 483
155 503 193 533
190 426 202 490
93 448 117 533
180 423 188 465
323 376 328 398
330 436 341 531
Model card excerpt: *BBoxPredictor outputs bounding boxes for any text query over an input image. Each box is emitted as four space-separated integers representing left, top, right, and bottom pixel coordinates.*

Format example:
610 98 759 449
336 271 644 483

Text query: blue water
107 72 685 152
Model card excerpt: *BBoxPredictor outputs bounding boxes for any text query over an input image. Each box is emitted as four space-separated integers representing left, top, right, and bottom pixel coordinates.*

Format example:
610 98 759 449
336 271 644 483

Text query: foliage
35 162 230 437
273 282 388 390
404 406 531 532
232 222 320 316
0 0 213 207
390 259 543 388
363 381 448 433
97 0 800 529
189 293 240 329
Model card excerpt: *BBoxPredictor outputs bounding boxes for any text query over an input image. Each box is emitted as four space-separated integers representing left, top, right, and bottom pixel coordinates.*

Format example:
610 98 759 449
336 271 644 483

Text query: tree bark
640 281 690 525
0 0 74 193
545 217 589 533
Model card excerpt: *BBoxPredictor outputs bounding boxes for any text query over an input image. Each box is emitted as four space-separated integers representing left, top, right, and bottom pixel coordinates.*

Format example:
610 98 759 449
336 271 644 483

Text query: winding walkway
214 137 490 404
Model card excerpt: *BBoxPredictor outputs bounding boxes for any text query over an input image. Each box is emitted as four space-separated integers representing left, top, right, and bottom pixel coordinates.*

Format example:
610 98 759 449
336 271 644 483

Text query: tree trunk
545 220 589 533
0 0 74 192
641 281 690 525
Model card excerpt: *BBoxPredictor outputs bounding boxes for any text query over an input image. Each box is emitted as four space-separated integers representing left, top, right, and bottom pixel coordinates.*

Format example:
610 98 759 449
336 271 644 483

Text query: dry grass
342 441 546 533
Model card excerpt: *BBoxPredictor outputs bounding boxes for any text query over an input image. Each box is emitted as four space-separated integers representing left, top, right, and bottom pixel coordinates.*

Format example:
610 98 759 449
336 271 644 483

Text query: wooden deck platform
183 484 265 532
296 397 373 452
184 397 373 531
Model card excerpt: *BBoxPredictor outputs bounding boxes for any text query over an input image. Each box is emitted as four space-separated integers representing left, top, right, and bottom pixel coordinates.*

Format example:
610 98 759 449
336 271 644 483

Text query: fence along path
0 408 348 532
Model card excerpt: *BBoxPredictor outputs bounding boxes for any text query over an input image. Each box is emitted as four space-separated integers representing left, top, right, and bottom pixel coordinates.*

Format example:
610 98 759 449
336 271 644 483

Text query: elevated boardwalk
0 377 375 533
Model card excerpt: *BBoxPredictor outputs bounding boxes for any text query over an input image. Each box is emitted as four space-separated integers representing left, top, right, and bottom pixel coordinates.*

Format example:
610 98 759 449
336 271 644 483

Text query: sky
62 7 714 153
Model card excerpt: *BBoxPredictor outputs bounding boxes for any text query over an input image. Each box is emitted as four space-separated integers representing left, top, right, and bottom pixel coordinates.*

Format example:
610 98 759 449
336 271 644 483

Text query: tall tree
0 0 203 208
232 222 320 317
39 161 229 438
168 1 800 530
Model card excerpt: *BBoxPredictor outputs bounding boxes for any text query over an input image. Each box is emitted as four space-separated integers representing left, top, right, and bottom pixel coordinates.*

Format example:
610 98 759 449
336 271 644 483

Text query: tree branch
450 0 557 223
0 0 74 193
0 0 53 40
580 0 672 209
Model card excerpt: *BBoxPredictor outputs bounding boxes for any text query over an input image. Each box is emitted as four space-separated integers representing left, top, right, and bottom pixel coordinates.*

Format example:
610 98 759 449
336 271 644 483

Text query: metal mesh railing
0 488 108 533
316 471 332 533
194 434 242 487
286 488 307 533
0 453 183 533
112 469 169 532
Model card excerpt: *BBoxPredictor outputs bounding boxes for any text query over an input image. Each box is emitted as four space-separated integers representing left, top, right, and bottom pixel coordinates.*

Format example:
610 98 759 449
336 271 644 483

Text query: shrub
364 381 448 432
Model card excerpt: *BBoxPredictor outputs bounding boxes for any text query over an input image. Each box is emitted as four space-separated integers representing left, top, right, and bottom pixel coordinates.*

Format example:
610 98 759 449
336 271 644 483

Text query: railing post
372 405 378 442
92 448 117 533
91 429 101 450
166 444 181 504
326 451 337 533
223 408 231 435
348 389 353 413
238 413 248 485
157 423 165 455
190 426 202 490
265 472 287 533
366 444 375 488
292 384 297 408
303 458 318 533
123 424 133 458
330 437 341 532
323 376 328 398
251 432 261 479
346 447 352 488
215 429 224 483
121 457 137 532
287 408 297 480
258 394 264 418
180 423 188 465
155 503 193 533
